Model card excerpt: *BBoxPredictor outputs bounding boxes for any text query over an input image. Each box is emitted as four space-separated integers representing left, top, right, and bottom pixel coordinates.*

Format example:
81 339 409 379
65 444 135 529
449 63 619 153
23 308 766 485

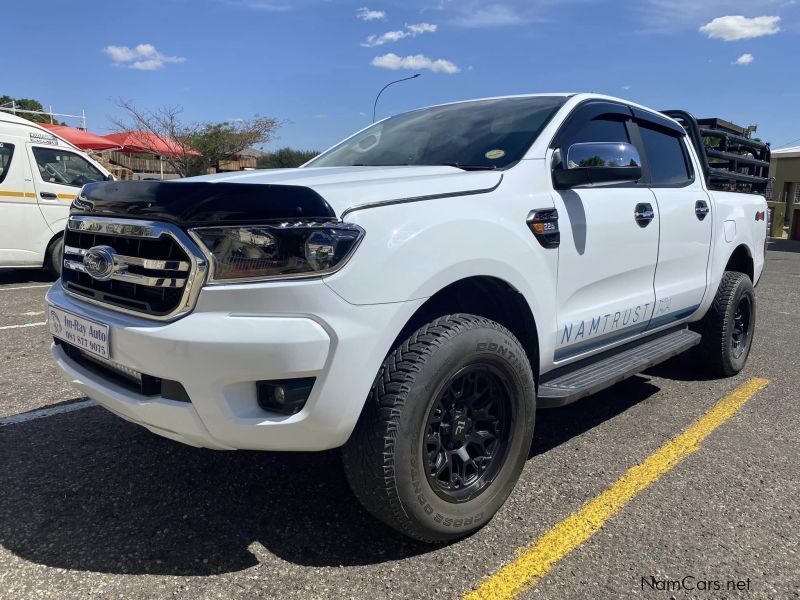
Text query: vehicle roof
0 110 81 151
408 92 676 124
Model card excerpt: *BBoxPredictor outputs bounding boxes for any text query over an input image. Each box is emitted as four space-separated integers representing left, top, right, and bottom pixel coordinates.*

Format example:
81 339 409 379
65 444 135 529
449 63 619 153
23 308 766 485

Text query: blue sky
3 0 799 151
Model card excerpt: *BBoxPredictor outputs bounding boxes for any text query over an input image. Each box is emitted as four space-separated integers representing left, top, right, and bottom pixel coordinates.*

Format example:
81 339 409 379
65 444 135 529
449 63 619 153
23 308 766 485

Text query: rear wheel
45 236 64 278
692 271 755 376
342 314 536 543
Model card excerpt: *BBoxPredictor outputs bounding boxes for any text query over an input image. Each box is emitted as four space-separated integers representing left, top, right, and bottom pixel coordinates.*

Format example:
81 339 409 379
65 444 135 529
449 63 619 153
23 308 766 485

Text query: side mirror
553 142 642 189
106 173 116 181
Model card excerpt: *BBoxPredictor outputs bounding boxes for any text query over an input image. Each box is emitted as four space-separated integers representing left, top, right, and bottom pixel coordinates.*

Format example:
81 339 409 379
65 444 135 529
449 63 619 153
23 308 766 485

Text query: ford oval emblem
83 245 117 281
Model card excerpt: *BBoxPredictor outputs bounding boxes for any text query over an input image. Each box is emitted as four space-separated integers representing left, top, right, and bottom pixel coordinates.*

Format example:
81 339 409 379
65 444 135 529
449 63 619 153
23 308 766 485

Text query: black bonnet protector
71 181 337 227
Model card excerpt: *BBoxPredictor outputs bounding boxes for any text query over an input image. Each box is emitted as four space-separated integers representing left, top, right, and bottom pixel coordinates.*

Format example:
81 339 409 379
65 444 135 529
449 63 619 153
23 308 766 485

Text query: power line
773 136 800 149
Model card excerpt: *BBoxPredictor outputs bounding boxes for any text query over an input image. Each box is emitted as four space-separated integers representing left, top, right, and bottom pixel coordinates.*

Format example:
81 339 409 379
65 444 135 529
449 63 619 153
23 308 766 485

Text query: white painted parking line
0 321 47 330
0 284 51 291
0 399 97 427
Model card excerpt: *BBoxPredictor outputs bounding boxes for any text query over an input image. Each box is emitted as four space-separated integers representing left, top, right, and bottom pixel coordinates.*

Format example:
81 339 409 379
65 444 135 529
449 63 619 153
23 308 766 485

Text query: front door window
32 147 105 188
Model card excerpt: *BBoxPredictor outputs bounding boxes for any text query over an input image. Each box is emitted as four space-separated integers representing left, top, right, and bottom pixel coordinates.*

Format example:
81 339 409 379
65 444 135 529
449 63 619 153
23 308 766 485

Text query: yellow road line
465 377 769 600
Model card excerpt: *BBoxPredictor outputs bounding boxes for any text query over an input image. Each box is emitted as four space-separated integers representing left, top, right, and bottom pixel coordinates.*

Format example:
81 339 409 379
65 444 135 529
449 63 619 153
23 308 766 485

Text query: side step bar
538 328 702 408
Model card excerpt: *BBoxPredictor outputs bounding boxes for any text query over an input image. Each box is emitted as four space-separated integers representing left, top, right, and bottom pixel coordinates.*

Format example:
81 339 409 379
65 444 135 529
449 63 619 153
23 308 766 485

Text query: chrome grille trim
67 217 168 239
64 245 191 272
62 216 208 321
63 259 188 288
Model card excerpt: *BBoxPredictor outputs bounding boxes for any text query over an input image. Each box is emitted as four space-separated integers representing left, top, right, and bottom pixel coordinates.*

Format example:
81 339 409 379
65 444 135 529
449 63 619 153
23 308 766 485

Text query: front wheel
342 314 536 543
692 271 756 376
45 236 64 278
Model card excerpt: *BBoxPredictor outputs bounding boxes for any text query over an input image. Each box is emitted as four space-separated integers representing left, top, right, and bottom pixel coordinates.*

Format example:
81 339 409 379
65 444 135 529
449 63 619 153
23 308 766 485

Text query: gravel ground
0 243 798 599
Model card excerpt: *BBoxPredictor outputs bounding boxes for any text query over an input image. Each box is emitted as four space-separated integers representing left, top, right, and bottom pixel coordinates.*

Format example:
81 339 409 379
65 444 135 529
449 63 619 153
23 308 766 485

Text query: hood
71 166 502 226
187 166 503 215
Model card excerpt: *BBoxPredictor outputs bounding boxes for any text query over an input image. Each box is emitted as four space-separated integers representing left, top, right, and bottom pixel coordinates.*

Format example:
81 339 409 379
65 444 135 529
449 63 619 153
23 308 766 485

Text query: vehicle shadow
767 239 800 254
0 268 55 285
0 374 664 576
532 374 660 456
0 409 427 576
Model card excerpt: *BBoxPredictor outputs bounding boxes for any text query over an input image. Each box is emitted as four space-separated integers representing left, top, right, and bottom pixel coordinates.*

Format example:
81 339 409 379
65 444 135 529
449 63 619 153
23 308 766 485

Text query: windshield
306 96 567 170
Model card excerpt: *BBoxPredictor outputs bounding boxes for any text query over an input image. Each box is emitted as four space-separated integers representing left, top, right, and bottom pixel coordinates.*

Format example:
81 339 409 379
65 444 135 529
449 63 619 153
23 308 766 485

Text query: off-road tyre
45 236 64 278
692 271 755 376
342 314 536 543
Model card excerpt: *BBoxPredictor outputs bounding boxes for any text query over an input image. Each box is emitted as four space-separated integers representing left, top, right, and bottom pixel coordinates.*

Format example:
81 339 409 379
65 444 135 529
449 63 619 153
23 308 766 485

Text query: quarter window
0 142 13 184
639 124 692 186
32 147 105 187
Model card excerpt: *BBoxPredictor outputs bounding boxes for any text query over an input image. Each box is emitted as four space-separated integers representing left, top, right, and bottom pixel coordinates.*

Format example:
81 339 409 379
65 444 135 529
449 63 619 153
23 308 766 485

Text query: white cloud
371 53 460 74
622 85 632 90
452 4 527 27
734 53 754 65
699 15 780 40
356 7 386 21
636 1 784 34
363 30 408 47
361 22 437 47
104 44 186 70
407 22 437 35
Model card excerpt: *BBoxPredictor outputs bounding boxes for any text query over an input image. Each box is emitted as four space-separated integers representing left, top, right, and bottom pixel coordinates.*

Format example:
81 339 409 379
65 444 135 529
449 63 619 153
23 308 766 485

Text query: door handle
695 200 710 220
634 203 655 227
39 192 58 200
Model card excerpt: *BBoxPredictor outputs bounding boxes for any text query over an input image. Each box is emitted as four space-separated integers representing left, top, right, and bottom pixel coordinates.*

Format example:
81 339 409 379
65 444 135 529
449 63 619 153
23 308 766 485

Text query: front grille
61 216 206 319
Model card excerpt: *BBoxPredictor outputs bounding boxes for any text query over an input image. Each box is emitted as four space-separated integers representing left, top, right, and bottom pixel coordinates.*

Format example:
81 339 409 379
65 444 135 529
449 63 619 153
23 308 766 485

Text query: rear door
634 111 712 328
27 142 107 234
550 101 660 362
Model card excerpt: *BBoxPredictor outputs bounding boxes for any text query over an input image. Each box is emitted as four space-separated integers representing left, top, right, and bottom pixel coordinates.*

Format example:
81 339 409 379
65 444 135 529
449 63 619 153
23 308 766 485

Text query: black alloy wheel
730 295 752 359
424 364 513 503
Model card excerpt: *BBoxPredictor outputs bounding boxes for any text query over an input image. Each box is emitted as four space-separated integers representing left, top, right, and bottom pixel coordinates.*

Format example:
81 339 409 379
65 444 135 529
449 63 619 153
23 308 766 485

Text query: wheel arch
43 230 64 265
724 244 754 282
386 275 541 382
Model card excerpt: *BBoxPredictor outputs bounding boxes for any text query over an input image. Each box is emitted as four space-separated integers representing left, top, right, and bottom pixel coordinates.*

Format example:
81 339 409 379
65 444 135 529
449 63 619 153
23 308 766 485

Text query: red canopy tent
39 123 121 151
103 131 200 180
103 131 200 157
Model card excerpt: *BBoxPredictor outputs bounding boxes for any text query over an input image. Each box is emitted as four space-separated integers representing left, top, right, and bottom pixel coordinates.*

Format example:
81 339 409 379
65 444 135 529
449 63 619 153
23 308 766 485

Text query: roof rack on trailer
661 110 770 195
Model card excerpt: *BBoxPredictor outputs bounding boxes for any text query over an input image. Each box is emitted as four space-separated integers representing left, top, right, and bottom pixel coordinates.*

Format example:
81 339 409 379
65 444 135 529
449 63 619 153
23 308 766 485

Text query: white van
0 112 111 275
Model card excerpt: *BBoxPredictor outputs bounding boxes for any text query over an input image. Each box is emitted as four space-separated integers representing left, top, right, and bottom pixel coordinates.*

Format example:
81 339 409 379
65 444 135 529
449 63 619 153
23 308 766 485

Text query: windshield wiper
438 163 498 171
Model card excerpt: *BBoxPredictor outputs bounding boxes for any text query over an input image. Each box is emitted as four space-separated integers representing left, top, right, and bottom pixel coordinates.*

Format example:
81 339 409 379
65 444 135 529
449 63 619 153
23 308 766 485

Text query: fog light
256 378 315 415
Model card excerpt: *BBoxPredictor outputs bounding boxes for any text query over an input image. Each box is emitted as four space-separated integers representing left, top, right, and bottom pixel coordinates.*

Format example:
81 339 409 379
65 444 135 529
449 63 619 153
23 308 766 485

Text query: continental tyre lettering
477 342 522 371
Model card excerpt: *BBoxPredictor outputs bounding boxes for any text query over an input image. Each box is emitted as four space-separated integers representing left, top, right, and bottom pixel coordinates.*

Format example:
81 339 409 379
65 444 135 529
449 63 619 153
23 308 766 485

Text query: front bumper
46 280 424 451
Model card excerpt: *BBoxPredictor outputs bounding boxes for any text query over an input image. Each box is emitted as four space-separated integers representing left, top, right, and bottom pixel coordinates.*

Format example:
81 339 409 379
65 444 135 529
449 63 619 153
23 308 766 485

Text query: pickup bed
46 93 769 542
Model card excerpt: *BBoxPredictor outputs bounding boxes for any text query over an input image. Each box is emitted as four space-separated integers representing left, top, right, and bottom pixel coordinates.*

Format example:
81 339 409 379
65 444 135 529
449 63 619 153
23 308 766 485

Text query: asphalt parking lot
1 244 798 600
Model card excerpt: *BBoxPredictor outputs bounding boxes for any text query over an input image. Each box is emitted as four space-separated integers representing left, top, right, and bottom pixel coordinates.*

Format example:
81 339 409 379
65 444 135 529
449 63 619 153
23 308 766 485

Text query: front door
550 102 659 362
27 142 107 234
636 118 712 326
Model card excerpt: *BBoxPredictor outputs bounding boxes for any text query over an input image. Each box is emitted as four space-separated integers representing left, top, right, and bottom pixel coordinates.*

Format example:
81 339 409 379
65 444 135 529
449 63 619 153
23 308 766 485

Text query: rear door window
32 147 105 187
0 142 13 184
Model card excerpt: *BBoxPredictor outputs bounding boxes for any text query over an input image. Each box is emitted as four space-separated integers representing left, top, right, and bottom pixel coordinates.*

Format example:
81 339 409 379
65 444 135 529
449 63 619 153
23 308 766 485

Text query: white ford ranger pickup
46 94 770 542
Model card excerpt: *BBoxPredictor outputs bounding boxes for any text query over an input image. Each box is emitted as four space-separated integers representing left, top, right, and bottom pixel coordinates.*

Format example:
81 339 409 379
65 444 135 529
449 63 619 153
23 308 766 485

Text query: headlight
189 222 365 283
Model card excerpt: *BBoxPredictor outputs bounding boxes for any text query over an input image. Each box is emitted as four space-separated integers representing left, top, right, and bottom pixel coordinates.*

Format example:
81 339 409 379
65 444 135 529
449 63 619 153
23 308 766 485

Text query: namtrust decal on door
556 295 700 360
557 300 657 359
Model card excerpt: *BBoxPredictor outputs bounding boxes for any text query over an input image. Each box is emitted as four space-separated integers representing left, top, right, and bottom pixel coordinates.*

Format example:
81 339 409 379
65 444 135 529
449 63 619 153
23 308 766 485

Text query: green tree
185 120 280 175
257 148 320 169
0 95 65 125
113 99 280 177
